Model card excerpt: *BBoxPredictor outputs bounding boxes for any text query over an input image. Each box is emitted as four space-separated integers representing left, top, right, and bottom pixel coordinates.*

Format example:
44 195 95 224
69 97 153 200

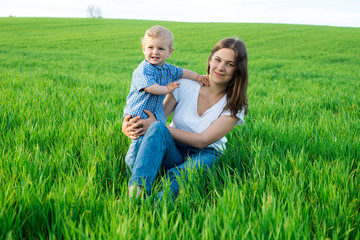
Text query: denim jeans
125 121 221 197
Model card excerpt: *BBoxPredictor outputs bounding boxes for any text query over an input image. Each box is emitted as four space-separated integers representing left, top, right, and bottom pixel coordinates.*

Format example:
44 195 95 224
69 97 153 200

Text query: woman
122 38 248 199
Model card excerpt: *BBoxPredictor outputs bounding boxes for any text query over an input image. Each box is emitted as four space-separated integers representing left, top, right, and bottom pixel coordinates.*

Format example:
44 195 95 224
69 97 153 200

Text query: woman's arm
163 93 177 119
167 115 239 149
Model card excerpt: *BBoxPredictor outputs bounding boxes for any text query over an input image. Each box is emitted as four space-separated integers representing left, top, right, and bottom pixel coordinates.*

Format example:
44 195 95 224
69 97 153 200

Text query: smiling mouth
214 72 224 77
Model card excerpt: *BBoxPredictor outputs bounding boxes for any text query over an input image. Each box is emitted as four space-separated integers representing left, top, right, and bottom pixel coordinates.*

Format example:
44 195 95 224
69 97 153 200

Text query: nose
217 62 226 71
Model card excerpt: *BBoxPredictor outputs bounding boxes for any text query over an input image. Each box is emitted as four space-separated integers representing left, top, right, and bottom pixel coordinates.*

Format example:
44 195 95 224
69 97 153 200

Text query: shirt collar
144 60 169 70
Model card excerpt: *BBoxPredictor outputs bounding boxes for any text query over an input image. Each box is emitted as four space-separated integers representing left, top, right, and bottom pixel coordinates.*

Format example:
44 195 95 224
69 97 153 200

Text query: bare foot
129 185 142 198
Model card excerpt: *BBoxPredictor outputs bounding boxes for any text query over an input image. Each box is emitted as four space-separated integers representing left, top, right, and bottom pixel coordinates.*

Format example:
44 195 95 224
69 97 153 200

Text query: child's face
142 37 173 66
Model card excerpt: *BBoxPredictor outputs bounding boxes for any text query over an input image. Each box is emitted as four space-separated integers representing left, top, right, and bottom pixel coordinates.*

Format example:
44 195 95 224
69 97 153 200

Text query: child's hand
166 81 181 93
197 75 210 86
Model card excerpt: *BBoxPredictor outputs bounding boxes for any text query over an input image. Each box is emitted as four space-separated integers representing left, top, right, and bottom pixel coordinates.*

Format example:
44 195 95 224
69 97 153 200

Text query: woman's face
208 48 236 86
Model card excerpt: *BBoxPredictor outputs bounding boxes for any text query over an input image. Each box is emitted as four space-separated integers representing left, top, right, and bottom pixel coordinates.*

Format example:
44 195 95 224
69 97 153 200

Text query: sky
1 0 360 28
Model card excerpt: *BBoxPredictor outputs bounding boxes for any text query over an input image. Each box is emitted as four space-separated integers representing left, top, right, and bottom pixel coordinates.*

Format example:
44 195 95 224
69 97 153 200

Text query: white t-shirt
170 79 245 152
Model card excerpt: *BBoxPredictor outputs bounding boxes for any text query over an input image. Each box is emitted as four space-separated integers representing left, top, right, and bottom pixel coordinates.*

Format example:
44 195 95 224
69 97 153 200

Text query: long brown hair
207 38 248 116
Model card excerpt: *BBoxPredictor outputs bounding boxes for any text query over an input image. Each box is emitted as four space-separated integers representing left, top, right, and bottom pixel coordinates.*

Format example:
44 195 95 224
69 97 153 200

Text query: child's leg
125 137 145 198
124 136 144 174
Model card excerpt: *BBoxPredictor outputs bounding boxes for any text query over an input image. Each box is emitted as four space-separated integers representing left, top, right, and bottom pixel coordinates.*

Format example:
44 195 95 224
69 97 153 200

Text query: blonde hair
142 25 174 49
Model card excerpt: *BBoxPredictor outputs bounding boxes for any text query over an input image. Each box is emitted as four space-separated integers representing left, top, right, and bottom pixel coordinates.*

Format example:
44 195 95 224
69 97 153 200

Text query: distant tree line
87 5 102 18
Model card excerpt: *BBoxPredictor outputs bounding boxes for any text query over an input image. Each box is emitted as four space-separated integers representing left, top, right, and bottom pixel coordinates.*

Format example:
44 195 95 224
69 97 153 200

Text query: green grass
1 17 359 239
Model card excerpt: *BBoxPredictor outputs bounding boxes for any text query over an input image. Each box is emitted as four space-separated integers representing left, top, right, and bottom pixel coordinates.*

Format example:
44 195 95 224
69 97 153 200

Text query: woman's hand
142 110 157 131
122 110 157 140
122 115 142 140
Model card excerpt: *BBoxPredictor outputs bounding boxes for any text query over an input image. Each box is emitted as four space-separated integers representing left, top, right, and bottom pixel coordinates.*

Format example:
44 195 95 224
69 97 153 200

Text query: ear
167 48 174 57
142 45 146 55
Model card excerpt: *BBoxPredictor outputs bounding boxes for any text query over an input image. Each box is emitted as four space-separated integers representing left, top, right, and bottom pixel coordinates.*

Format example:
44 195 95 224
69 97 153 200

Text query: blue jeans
125 121 221 198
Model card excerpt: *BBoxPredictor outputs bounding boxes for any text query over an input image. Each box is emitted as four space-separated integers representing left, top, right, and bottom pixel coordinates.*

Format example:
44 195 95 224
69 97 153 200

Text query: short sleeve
133 63 158 91
172 81 181 102
167 65 183 82
172 78 192 102
221 108 245 125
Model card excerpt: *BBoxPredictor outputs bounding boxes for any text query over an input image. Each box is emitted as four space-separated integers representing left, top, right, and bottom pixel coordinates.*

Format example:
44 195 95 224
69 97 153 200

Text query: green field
1 17 359 239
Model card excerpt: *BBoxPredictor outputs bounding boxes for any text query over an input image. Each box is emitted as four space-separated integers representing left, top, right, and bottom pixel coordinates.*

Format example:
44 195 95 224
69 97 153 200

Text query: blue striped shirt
123 60 183 124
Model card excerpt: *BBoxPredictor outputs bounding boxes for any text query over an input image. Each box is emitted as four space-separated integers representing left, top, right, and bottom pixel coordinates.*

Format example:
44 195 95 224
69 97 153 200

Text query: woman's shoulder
178 79 201 94
178 78 201 87
173 79 200 101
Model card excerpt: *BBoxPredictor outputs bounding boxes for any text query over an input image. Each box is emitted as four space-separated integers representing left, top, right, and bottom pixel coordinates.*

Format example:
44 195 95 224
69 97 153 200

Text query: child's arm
182 69 209 86
144 82 180 95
